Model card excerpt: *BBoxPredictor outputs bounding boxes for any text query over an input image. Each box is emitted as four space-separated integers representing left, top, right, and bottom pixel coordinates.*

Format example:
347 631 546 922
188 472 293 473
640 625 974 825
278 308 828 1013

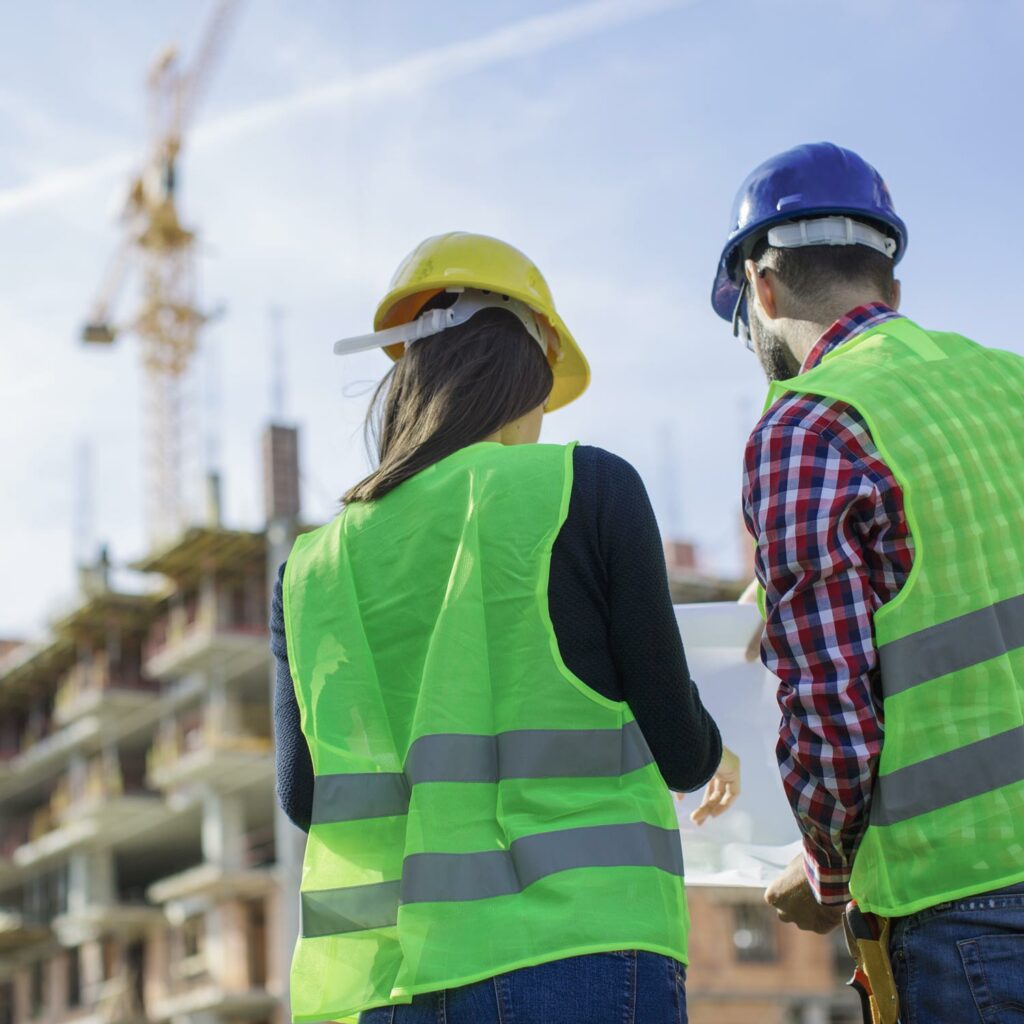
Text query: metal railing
55 663 158 716
146 703 272 780
144 586 267 662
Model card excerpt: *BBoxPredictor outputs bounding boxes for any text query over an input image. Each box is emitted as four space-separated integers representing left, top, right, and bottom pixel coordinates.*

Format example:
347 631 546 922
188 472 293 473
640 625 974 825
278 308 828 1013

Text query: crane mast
82 0 241 545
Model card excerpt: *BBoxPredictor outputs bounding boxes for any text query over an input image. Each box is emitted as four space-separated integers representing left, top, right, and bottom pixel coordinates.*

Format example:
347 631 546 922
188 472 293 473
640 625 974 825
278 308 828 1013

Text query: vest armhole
536 442 631 714
765 331 927 636
282 534 311 713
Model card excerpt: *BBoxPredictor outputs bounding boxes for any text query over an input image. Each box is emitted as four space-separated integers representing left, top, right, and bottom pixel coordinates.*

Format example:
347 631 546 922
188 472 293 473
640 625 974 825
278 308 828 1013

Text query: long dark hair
342 302 553 504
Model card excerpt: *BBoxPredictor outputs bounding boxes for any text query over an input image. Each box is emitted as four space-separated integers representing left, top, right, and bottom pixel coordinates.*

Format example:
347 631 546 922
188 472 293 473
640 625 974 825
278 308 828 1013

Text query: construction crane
81 0 242 544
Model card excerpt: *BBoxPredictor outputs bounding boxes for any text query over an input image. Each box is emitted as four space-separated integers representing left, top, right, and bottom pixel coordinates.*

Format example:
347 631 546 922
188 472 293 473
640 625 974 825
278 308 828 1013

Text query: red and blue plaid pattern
743 303 913 904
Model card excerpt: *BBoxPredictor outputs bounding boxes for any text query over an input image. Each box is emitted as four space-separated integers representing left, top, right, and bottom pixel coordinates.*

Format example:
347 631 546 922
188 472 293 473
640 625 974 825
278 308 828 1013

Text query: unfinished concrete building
0 425 302 1024
0 527 285 1024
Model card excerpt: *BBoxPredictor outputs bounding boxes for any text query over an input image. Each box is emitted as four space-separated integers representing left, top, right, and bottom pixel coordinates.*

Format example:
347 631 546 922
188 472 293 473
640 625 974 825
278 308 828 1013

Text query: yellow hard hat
372 232 590 412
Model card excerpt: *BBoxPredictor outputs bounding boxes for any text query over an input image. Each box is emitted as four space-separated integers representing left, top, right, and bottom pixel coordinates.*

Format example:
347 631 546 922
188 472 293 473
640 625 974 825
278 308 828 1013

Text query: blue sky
2 0 1022 636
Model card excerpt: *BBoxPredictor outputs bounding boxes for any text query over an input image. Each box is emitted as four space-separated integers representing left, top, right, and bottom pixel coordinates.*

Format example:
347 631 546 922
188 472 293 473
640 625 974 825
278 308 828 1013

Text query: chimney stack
262 424 301 524
78 543 111 597
205 471 223 528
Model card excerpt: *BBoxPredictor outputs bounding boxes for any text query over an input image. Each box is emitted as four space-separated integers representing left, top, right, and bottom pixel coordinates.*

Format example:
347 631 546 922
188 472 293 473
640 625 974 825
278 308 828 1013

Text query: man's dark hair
748 224 897 313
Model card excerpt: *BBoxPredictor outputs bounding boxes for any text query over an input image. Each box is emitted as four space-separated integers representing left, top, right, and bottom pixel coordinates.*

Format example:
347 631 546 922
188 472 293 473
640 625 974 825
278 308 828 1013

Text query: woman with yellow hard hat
270 232 736 1024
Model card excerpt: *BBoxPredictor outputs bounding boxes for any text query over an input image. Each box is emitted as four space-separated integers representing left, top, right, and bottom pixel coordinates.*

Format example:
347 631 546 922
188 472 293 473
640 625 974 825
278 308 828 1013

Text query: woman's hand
686 746 741 825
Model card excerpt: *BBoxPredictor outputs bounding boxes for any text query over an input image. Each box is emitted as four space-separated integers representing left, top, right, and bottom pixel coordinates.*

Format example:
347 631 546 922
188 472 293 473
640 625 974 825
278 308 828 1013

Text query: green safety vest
283 441 688 1022
762 317 1024 918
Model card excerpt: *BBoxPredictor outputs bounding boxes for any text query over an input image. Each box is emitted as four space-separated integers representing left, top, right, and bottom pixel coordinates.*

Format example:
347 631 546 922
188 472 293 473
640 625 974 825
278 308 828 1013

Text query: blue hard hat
711 142 908 322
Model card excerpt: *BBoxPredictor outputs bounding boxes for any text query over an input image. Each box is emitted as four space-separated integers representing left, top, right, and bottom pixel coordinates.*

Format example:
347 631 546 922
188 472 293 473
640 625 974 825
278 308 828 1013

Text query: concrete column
78 939 105 1007
201 902 250 991
67 753 89 807
51 951 69 1016
142 926 168 1007
800 1001 829 1024
199 571 218 631
105 628 121 678
170 589 185 642
206 677 240 737
200 788 246 870
67 849 115 915
100 745 122 798
12 968 29 1024
213 902 247 990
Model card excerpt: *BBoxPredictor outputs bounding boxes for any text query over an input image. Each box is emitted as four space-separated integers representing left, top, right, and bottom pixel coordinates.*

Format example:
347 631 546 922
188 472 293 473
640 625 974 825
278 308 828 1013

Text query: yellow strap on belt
851 916 899 1024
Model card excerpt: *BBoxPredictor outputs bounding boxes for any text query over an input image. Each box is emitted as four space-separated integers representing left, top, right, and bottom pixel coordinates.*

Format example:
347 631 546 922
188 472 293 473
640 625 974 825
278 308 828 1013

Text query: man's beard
749 303 801 382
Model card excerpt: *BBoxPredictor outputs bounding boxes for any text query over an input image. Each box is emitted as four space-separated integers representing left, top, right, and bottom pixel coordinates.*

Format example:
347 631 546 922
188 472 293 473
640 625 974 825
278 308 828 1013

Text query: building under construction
0 422 864 1024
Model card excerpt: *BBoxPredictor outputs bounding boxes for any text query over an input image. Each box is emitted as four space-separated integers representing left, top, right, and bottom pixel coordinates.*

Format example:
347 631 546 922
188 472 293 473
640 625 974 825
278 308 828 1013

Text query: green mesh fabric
283 442 688 1022
766 318 1024 916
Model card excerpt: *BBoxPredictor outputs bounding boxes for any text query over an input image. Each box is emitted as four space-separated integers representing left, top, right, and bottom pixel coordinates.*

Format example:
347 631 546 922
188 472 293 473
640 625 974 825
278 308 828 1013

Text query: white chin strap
333 288 553 358
767 215 897 258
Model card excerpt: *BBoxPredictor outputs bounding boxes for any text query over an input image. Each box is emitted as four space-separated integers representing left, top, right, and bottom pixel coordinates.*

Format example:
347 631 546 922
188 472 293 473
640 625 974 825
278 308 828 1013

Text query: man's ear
891 278 902 311
744 258 779 320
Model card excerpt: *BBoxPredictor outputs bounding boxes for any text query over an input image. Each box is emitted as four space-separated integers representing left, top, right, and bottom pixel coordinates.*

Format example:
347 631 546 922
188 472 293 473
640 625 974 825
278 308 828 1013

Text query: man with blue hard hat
714 142 1024 1021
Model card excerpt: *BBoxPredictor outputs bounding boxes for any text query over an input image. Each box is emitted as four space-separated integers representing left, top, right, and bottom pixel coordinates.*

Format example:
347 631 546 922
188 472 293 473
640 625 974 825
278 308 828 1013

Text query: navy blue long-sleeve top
271 445 722 832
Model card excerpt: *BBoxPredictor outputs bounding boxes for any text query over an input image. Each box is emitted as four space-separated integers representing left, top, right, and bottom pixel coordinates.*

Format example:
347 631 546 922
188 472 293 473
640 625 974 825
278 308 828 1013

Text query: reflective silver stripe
404 719 654 785
300 822 684 936
880 593 1024 698
311 722 655 824
311 773 410 825
401 822 684 904
301 880 400 937
872 725 1024 826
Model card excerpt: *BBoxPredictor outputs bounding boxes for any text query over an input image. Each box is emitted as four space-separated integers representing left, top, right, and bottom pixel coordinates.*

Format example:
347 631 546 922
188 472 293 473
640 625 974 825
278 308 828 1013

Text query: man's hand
764 854 844 934
687 746 741 825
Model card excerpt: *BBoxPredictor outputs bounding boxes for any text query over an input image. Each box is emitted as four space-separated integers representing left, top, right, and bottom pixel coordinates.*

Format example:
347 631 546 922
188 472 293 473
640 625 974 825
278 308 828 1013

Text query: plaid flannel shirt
742 303 914 904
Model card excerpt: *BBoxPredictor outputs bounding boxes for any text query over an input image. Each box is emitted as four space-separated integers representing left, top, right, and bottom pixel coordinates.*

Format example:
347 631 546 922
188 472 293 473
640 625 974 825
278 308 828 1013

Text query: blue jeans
889 881 1024 1022
359 951 687 1024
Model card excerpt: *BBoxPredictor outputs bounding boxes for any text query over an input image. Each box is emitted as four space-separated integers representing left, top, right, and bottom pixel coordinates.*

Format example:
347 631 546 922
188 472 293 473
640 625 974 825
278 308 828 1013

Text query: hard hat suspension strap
766 216 898 258
334 289 552 359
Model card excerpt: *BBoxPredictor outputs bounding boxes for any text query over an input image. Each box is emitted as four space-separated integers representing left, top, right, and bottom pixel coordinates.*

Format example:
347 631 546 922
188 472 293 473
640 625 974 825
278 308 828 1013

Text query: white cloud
0 0 698 220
